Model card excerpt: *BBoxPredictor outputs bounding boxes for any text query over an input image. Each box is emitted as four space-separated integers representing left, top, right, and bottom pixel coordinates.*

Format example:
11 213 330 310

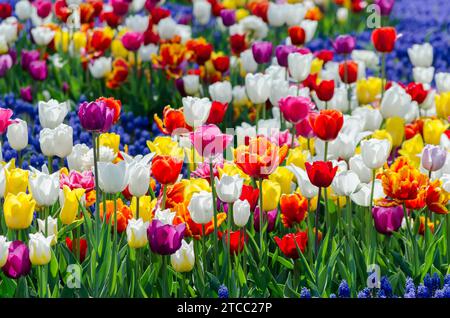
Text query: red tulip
372 27 397 53
305 161 338 188
308 109 343 141
280 193 308 228
230 34 247 55
212 56 230 73
206 101 228 125
65 237 88 262
274 231 308 259
0 3 12 19
314 50 334 63
338 61 359 84
406 82 428 104
195 43 213 65
218 230 247 256
151 155 183 185
315 80 335 102
288 26 306 46
100 11 121 28
239 184 259 211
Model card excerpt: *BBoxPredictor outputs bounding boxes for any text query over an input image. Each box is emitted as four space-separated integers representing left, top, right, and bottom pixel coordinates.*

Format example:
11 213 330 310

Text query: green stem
209 159 219 274
258 178 264 254
315 187 322 255
161 184 167 210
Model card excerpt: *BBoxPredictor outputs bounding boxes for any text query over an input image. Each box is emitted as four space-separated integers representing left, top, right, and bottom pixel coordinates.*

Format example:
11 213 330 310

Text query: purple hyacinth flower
78 100 115 133
28 60 48 81
21 49 40 71
372 205 404 235
422 144 447 172
375 0 395 16
220 9 236 27
253 206 277 233
251 41 273 64
331 35 356 55
2 241 32 279
275 45 298 68
147 219 186 255
0 54 13 77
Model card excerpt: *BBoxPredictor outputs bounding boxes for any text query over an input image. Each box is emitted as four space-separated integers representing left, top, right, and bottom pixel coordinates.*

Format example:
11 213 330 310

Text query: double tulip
39 124 73 158
38 99 69 129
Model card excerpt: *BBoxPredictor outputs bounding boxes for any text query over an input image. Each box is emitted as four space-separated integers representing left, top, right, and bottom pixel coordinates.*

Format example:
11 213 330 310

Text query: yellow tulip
99 133 120 153
146 136 184 160
130 196 157 222
356 77 382 105
235 9 249 22
286 147 309 169
269 167 294 194
398 134 424 168
60 186 86 225
72 31 87 51
4 192 36 229
182 179 210 201
423 119 447 145
385 117 405 147
54 29 70 52
218 162 250 184
436 92 450 119
261 179 281 211
111 39 129 59
310 58 324 75
5 168 29 195
222 0 237 9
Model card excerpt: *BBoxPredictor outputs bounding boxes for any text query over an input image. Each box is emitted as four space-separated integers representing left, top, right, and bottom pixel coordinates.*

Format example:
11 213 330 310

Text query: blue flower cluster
0 93 154 170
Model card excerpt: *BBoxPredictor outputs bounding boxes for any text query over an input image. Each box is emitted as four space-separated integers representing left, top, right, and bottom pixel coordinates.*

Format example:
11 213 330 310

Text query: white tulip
435 72 450 93
154 208 176 225
183 74 200 95
267 3 285 27
413 66 434 84
158 17 177 40
285 4 306 26
67 144 90 171
314 85 351 113
360 139 391 169
37 216 58 246
28 232 53 266
0 35 7 54
351 107 382 131
131 0 146 12
125 14 149 33
128 160 151 197
0 236 10 268
232 85 250 106
139 44 159 62
0 22 17 45
97 160 129 194
408 43 433 68
288 52 313 82
380 85 412 119
38 99 69 129
245 73 271 104
126 218 149 249
233 199 251 227
31 26 55 46
0 164 6 198
88 57 112 79
209 81 232 104
171 240 195 272
39 124 73 158
239 16 268 40
81 146 115 170
15 0 32 20
351 50 379 70
29 166 60 207
7 119 28 151
349 155 373 183
241 49 258 73
269 79 290 107
336 7 348 23
332 171 360 196
350 180 385 207
215 174 244 203
300 20 317 43
188 191 214 224
193 0 212 25
182 96 212 127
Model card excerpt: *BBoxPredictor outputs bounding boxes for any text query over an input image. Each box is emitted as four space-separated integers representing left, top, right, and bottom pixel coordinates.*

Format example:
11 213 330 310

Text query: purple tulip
372 206 404 235
175 77 187 97
275 45 298 68
8 49 17 64
28 60 48 81
331 35 356 55
21 50 40 71
254 207 278 233
220 9 236 27
375 0 395 16
0 54 13 77
252 41 273 64
147 219 186 255
422 144 447 172
78 100 114 133
2 241 31 279
20 86 33 102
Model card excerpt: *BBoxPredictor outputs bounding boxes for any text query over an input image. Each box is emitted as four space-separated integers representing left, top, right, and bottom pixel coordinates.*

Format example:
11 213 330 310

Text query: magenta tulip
189 124 233 158
2 241 31 279
279 96 314 124
121 32 144 51
372 205 404 235
147 219 186 255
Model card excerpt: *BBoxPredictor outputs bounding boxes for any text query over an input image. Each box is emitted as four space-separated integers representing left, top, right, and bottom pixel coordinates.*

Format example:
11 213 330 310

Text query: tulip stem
446 213 450 265
161 185 167 210
48 156 53 174
162 255 169 297
381 53 386 102
227 203 233 281
258 178 264 255
202 224 207 280
209 159 219 274
402 202 418 275
315 187 322 256
136 196 140 219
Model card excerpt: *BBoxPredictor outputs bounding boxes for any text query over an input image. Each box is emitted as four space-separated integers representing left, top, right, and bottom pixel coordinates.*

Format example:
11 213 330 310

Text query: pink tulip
0 108 15 134
121 32 144 52
189 124 233 158
278 96 313 124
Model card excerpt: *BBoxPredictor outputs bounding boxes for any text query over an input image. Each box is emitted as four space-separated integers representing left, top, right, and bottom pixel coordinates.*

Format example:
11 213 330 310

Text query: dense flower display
0 0 449 300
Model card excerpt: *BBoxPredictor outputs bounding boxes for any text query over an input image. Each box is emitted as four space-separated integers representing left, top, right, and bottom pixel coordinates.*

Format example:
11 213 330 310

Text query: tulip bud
126 218 149 249
413 66 434 85
28 233 53 266
183 74 200 96
360 139 391 169
372 205 404 235
267 3 285 27
209 81 232 104
7 118 28 151
215 174 244 203
288 52 313 82
232 199 251 227
37 216 58 246
157 17 177 40
380 85 412 119
188 191 214 224
97 160 129 194
422 144 447 172
170 240 195 272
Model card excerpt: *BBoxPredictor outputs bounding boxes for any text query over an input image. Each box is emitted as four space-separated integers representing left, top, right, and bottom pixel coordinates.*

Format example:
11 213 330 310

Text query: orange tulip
154 105 191 135
426 180 449 214
99 198 133 233
280 193 308 228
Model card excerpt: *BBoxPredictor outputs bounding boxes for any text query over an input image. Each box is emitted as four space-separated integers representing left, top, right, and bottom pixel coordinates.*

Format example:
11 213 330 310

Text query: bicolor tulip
126 218 149 249
28 233 53 266
170 240 195 272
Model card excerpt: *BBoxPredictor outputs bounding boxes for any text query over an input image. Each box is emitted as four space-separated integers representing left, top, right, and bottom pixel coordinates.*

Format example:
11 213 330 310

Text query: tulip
209 81 232 104
21 50 40 71
5 167 28 196
78 100 114 133
253 207 277 233
436 92 450 119
193 0 211 25
125 14 149 33
31 26 55 46
372 205 404 235
139 43 158 62
147 219 185 255
274 231 308 259
39 124 73 158
435 73 450 93
188 191 214 224
88 57 112 79
280 193 307 228
130 196 156 222
315 80 335 102
275 45 298 68
408 43 433 68
0 54 13 77
288 52 313 82
245 73 271 104
189 124 233 159
65 237 87 262
212 56 230 74
220 9 236 27
308 109 343 142
28 60 48 81
372 27 397 53
239 185 259 212
15 0 32 20
4 192 36 230
287 165 319 199
154 208 175 225
2 241 31 279
375 0 395 16
288 26 306 46
380 85 412 119
28 233 53 266
332 35 356 55
205 101 228 125
218 230 247 255
338 61 358 84
413 66 434 85
59 185 85 225
215 174 243 203
240 49 258 73
151 155 183 185
38 99 69 129
422 145 447 172
182 75 200 96
349 155 372 183
0 107 14 135
261 179 281 211
423 119 446 145
336 7 348 23
350 180 385 207
97 160 129 194
0 236 11 268
126 218 149 249
305 161 338 188
170 240 195 272
7 118 28 151
251 41 273 64
232 199 251 227
128 162 151 198
278 96 313 124
331 171 361 196
267 2 285 27
29 169 59 207
351 50 379 70
182 96 212 127
360 139 391 170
